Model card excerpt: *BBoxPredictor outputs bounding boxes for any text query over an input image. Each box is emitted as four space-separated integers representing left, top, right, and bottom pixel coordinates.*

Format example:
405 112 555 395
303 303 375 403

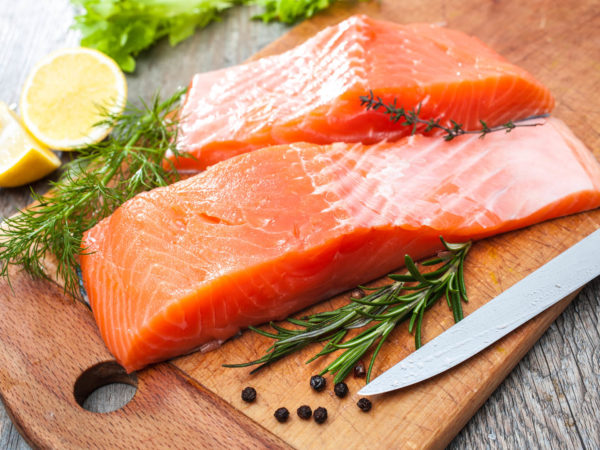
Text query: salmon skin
173 15 555 171
82 118 600 373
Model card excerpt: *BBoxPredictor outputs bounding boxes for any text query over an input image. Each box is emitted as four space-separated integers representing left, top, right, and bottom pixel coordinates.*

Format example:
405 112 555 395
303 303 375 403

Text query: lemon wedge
0 102 61 188
20 47 127 150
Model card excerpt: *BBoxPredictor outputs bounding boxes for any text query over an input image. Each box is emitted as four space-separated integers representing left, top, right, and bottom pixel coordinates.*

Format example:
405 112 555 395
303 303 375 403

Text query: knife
359 228 600 396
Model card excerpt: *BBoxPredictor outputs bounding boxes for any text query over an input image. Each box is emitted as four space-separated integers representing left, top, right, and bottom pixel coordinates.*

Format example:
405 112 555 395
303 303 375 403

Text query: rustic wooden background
1 0 599 448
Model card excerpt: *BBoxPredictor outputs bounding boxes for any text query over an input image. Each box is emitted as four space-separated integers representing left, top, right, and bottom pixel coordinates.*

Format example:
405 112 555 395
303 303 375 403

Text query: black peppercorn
297 405 312 420
350 288 366 299
334 382 348 398
241 386 256 403
313 406 328 424
357 398 372 412
274 407 290 423
353 361 366 378
310 374 327 391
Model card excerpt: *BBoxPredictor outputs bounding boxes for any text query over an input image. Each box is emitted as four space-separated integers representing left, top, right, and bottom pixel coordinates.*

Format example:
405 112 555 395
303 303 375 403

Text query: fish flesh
81 118 600 372
173 15 555 171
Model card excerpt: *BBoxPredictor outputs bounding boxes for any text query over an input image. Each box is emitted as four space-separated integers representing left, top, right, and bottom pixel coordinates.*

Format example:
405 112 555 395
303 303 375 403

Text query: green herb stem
225 238 472 384
0 88 188 297
360 90 548 141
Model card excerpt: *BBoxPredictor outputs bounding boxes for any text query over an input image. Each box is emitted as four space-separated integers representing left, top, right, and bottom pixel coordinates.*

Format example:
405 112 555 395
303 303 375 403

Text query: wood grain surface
1 0 599 448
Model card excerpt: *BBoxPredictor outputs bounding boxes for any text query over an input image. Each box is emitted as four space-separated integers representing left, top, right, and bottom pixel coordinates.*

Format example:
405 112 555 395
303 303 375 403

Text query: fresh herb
70 0 339 72
224 238 471 384
0 88 188 297
360 90 547 141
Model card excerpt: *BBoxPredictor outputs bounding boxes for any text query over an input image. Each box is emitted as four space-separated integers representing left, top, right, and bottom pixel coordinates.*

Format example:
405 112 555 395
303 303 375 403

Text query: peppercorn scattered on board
1 1 599 448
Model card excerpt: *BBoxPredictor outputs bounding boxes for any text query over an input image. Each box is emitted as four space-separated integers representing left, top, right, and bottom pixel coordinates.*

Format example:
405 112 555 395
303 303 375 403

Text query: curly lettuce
250 0 336 23
70 0 339 72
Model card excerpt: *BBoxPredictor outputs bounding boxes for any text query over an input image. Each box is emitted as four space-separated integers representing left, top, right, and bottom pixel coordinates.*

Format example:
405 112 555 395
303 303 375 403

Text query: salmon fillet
81 118 600 372
173 15 555 171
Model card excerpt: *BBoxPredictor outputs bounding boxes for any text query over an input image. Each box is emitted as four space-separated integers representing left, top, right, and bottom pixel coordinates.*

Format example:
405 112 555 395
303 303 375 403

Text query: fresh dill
225 238 471 383
360 90 547 141
0 88 188 297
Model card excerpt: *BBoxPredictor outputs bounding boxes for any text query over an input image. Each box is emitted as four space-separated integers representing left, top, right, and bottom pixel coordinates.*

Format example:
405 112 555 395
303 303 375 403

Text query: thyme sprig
360 90 547 141
0 88 188 297
225 238 471 383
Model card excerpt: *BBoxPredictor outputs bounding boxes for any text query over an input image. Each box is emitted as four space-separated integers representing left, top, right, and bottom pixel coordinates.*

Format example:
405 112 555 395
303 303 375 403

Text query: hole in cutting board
74 361 138 413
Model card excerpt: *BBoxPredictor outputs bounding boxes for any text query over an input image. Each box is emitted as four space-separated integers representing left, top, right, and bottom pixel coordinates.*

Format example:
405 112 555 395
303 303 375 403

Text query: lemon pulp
0 102 60 188
20 47 127 150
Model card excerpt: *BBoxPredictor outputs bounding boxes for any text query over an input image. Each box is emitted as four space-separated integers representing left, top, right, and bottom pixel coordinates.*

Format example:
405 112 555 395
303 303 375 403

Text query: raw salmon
173 15 555 171
82 118 600 373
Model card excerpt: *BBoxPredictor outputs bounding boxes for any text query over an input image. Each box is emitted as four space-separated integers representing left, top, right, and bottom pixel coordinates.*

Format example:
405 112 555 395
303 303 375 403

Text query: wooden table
1 1 599 448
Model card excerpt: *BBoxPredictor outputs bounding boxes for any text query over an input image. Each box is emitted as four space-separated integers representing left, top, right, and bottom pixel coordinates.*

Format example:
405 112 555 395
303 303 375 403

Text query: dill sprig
225 238 471 383
360 90 548 141
0 88 188 297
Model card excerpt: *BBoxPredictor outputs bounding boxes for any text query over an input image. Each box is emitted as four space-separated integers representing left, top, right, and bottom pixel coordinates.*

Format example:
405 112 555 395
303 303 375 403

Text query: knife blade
358 228 600 396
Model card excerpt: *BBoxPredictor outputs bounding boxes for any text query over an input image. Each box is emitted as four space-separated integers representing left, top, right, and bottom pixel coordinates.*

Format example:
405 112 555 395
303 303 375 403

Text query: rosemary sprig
360 90 547 141
0 88 188 297
225 238 471 383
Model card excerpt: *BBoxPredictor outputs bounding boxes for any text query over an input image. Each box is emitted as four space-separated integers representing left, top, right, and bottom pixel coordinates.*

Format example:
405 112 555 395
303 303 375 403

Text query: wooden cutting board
1 1 599 448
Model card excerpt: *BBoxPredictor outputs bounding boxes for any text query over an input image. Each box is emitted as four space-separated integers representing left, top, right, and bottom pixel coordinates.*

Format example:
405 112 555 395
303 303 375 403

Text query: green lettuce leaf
70 0 340 72
249 0 336 23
